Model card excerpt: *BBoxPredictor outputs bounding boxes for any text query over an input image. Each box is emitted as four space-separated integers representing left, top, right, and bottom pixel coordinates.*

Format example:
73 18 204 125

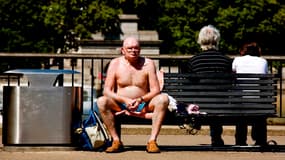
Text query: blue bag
75 110 111 151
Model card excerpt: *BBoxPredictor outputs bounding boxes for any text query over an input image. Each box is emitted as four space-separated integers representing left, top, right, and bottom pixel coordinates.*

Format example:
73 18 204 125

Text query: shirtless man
97 37 169 153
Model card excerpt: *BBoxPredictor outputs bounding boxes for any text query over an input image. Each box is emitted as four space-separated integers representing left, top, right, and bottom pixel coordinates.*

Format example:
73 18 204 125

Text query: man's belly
117 86 146 98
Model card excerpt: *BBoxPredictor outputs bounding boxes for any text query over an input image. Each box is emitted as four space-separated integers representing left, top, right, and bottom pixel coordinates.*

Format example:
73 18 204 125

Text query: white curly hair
197 25 220 51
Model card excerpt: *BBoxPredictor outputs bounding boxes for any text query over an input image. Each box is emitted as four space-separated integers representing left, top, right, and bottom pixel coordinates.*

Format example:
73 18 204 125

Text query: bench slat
164 79 275 85
178 103 275 108
171 97 276 100
164 85 276 90
166 91 276 96
164 73 276 78
201 110 276 115
162 73 277 118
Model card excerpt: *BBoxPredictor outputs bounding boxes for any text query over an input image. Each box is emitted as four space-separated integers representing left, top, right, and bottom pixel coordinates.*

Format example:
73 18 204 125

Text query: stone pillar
119 14 139 40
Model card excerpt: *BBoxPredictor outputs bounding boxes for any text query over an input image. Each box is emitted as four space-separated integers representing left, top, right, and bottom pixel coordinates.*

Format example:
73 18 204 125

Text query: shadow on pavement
124 145 285 152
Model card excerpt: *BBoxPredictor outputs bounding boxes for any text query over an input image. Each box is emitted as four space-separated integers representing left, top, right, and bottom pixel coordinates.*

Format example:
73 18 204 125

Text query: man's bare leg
149 94 169 141
146 94 169 153
97 96 120 141
97 96 125 153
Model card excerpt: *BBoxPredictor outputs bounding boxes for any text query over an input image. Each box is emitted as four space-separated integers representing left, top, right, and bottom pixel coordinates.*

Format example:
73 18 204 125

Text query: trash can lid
5 69 80 75
5 69 80 87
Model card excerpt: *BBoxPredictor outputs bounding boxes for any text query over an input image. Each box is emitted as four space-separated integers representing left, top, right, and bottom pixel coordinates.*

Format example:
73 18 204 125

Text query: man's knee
153 93 169 109
160 93 169 105
96 96 109 109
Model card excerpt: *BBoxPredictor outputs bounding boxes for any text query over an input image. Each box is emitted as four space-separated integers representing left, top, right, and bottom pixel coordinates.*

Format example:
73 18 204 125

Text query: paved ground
0 125 285 160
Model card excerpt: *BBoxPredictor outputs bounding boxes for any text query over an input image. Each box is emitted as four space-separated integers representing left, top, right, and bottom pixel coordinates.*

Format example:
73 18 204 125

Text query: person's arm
140 59 160 102
103 58 127 104
264 59 269 74
186 59 192 73
157 68 164 91
232 58 237 73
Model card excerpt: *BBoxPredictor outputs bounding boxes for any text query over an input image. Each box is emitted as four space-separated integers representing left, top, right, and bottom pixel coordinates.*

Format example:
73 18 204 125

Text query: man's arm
103 58 127 104
141 59 160 102
103 59 116 98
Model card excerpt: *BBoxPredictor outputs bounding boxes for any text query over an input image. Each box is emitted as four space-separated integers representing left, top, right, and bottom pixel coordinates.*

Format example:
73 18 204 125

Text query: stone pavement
0 125 285 160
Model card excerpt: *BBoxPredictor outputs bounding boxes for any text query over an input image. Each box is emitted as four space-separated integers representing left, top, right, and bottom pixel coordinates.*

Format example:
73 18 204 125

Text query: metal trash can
2 69 82 145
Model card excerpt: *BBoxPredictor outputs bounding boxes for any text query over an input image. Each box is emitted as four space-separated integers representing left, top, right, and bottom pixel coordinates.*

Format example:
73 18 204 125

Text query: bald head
123 37 140 48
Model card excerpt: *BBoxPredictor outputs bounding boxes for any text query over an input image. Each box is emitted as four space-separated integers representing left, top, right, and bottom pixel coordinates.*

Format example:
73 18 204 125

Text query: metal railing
0 53 284 119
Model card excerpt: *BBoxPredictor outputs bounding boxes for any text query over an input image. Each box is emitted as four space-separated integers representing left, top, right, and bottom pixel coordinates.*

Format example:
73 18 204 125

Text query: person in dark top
186 25 232 146
187 51 232 73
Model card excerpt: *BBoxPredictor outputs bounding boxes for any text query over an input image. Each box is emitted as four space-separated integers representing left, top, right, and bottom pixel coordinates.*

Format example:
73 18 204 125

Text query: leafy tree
0 0 52 71
215 0 285 54
0 0 52 52
0 0 122 53
118 0 161 30
157 0 222 54
0 0 122 71
42 0 122 53
1 0 285 56
155 0 285 55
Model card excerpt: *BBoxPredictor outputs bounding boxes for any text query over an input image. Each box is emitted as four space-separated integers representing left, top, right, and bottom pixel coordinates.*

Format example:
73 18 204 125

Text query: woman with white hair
186 25 232 146
187 25 231 73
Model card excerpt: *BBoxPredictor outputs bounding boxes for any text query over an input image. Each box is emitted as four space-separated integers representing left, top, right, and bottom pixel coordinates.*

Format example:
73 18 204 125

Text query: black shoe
211 139 224 146
235 142 247 146
255 141 267 146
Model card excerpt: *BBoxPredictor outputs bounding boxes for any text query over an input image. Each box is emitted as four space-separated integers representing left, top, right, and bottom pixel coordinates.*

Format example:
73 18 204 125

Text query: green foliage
41 0 122 53
214 0 285 54
1 0 285 56
0 0 52 52
153 0 285 55
157 0 222 54
0 0 122 53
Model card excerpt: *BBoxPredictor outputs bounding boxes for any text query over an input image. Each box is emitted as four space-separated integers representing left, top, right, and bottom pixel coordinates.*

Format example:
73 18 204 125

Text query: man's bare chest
116 69 147 87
